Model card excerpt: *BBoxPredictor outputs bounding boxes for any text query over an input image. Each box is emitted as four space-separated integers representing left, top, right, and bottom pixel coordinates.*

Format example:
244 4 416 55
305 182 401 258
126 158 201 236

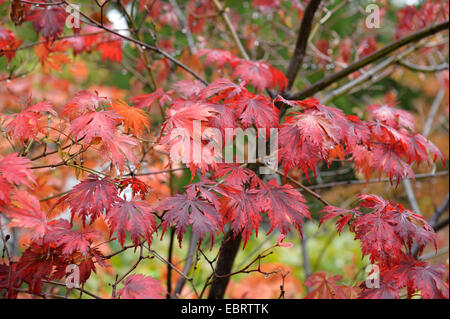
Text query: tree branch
287 20 450 100
212 0 250 60
208 230 242 299
285 0 322 91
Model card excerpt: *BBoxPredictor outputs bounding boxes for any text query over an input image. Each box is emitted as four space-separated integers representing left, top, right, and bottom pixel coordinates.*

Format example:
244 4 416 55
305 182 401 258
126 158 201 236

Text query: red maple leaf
100 132 138 170
27 6 66 40
235 93 279 129
3 101 56 143
0 26 23 62
6 190 47 240
118 274 165 299
212 163 257 187
173 80 205 99
51 220 99 256
15 241 65 294
319 206 358 234
221 187 264 247
196 49 234 68
385 256 449 299
159 193 222 247
119 177 151 199
97 38 123 63
258 179 311 236
62 90 109 120
60 174 119 226
129 88 172 110
106 197 157 247
200 78 246 101
304 271 353 299
0 153 35 188
70 110 122 144
232 60 287 91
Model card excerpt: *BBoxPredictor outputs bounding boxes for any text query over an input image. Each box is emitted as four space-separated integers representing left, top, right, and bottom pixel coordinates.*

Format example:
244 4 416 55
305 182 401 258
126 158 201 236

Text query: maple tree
0 0 449 300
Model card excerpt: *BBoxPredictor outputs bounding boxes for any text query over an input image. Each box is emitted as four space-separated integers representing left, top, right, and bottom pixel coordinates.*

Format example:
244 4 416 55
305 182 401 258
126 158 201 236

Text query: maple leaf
392 208 436 255
27 6 66 40
279 109 340 178
197 49 234 68
319 206 357 234
110 99 150 136
118 274 165 299
0 153 35 187
232 60 287 91
352 207 403 264
0 263 22 298
258 179 311 236
208 102 238 134
106 197 157 247
367 104 415 130
159 193 222 247
70 110 122 144
304 271 352 299
385 256 449 299
15 241 65 294
119 178 151 199
100 132 139 170
173 80 205 99
34 40 71 71
60 174 119 226
212 163 257 187
184 179 224 209
3 101 57 143
161 100 218 136
235 93 279 129
200 78 246 101
129 88 172 110
0 177 10 206
0 26 23 62
358 279 400 299
51 220 99 256
6 190 47 240
221 187 264 247
97 38 123 63
369 143 415 184
62 90 109 120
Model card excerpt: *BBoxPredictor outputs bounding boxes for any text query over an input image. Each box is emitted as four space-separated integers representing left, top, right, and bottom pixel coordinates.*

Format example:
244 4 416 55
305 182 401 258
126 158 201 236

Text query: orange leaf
111 99 150 136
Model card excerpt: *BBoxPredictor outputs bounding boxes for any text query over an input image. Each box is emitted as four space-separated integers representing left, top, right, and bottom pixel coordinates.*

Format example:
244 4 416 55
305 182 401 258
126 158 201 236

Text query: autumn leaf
110 99 150 136
106 197 157 247
70 110 122 144
160 193 222 247
27 6 66 40
305 271 353 299
60 174 119 226
118 274 165 299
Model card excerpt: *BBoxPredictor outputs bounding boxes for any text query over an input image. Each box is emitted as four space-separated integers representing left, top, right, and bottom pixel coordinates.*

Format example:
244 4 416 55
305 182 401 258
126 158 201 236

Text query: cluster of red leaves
67 24 124 64
197 49 288 91
158 175 311 248
276 97 443 184
0 168 160 297
395 0 449 39
320 194 448 299
0 189 107 297
0 26 23 62
0 153 35 206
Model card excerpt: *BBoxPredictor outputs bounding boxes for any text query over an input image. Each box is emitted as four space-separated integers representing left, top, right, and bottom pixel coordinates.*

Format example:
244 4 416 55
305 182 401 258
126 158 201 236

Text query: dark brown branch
208 230 242 299
285 0 322 91
287 20 450 100
307 170 449 190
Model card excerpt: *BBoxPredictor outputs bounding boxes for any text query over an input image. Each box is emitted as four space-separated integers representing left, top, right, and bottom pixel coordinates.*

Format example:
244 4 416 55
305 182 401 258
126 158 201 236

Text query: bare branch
287 20 450 100
285 0 322 91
